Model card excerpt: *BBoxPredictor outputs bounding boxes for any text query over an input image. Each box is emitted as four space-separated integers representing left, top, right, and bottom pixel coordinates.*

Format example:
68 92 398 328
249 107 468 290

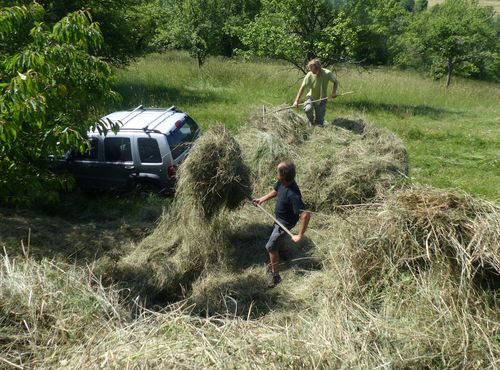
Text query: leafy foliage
334 0 411 65
236 0 417 71
395 0 498 86
1 0 156 63
0 4 117 204
153 0 260 68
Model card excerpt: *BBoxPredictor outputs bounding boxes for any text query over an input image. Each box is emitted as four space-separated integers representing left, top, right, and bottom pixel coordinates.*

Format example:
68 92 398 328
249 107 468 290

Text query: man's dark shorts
265 223 286 252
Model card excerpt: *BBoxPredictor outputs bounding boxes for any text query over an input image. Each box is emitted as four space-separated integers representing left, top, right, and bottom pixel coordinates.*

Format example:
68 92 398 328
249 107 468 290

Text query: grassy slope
2 52 499 369
114 52 500 202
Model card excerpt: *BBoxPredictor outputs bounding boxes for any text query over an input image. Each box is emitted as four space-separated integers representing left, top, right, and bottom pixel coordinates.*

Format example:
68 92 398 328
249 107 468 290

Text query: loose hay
177 124 251 219
238 109 309 193
239 111 409 210
189 267 272 317
339 187 500 289
3 107 499 369
107 125 252 302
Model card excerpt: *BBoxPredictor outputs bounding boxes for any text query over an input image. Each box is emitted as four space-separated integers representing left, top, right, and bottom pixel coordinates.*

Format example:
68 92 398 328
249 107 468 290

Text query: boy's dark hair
278 161 296 182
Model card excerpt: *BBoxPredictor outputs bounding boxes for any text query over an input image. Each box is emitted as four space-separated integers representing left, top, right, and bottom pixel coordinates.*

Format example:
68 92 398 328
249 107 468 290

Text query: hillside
1 53 499 368
1 110 498 368
114 52 500 201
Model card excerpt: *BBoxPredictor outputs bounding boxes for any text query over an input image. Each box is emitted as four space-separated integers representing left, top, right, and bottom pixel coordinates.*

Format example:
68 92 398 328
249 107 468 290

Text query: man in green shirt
293 58 338 126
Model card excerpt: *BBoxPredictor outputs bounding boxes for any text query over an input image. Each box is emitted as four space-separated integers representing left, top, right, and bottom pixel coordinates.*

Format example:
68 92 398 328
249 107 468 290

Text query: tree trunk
197 53 203 71
445 58 453 88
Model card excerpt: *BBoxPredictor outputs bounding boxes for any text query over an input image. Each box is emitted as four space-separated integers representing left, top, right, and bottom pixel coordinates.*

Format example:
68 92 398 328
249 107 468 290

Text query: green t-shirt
301 68 338 100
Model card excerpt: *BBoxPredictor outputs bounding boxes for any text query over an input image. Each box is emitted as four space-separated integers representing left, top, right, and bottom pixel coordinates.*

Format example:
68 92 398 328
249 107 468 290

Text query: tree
414 0 428 12
0 3 117 204
0 0 156 64
396 0 498 87
153 0 260 68
237 0 358 73
340 0 411 65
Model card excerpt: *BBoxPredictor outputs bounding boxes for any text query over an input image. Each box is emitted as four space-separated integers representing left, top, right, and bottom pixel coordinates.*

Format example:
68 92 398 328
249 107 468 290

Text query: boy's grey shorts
265 223 286 251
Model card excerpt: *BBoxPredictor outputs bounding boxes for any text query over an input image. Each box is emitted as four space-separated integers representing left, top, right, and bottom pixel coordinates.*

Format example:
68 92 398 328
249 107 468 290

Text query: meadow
1 52 498 369
114 52 500 201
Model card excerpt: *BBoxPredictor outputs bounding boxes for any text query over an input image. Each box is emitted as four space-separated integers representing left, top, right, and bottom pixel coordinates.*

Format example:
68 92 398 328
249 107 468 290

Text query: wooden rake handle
248 201 295 238
265 91 354 115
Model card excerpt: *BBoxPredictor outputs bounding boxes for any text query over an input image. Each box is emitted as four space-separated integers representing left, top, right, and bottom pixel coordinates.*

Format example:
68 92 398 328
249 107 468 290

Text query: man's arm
293 85 306 108
252 190 277 206
291 211 311 243
331 80 339 99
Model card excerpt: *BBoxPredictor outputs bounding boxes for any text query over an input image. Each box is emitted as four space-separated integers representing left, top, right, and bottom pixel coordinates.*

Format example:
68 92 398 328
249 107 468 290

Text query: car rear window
138 138 162 163
105 137 132 162
167 116 199 159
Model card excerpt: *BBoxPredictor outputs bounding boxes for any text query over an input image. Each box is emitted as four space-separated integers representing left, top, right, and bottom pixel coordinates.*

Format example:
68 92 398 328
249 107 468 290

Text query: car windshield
167 116 199 159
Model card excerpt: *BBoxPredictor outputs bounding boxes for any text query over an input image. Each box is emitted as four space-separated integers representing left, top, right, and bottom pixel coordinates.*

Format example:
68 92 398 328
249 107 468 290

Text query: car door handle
124 165 135 170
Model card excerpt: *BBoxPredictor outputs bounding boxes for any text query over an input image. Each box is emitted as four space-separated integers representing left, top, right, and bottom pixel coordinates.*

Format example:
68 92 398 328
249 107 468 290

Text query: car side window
138 138 162 163
167 117 199 159
104 137 132 162
73 138 99 161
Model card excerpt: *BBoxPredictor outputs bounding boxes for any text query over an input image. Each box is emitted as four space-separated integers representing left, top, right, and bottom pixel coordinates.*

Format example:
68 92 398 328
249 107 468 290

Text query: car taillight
168 165 177 178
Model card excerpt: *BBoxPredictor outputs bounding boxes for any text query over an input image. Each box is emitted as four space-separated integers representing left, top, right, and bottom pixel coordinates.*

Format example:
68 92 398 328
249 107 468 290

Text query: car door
136 136 165 182
100 136 136 188
68 137 102 187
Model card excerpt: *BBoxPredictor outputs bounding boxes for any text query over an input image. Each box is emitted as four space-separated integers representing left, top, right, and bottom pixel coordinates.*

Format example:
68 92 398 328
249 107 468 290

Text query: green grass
2 51 498 369
114 52 500 202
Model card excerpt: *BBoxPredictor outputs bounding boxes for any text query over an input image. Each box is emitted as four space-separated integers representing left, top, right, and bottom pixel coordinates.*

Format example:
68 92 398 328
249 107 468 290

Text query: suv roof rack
120 105 144 123
104 117 163 135
143 105 178 131
98 105 181 135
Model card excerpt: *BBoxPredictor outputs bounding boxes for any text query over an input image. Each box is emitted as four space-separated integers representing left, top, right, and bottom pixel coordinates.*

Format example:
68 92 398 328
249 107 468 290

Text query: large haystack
177 124 251 219
298 121 408 210
238 111 408 210
337 187 500 289
106 126 252 302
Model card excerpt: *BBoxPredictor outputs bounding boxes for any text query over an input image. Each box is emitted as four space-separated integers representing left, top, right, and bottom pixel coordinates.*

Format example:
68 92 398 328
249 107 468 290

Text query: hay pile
104 125 252 302
336 187 500 290
237 109 310 193
238 112 408 210
176 124 251 219
298 121 408 210
3 108 500 369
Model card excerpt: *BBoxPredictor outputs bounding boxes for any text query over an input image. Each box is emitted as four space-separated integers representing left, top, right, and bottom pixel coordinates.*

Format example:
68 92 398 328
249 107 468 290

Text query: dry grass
100 125 251 303
338 187 500 290
238 110 408 210
176 124 251 219
2 108 499 369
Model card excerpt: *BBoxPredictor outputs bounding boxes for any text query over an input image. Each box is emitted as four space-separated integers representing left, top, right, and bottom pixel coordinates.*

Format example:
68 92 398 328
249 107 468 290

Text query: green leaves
153 0 260 67
237 0 362 72
395 0 498 86
0 3 116 205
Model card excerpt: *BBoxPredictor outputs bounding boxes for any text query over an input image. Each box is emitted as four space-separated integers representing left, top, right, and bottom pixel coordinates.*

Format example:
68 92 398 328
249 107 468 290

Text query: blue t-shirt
274 181 305 229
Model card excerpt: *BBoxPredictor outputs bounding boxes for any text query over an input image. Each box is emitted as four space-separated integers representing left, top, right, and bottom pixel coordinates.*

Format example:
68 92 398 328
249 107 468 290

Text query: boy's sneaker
268 273 282 288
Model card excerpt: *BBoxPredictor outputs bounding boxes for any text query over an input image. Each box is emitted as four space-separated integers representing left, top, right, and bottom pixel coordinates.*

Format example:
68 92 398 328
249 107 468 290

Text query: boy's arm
292 211 311 243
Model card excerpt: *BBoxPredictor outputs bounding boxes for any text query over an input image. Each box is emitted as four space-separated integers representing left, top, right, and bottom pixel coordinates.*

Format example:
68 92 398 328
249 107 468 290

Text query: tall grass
114 52 499 201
